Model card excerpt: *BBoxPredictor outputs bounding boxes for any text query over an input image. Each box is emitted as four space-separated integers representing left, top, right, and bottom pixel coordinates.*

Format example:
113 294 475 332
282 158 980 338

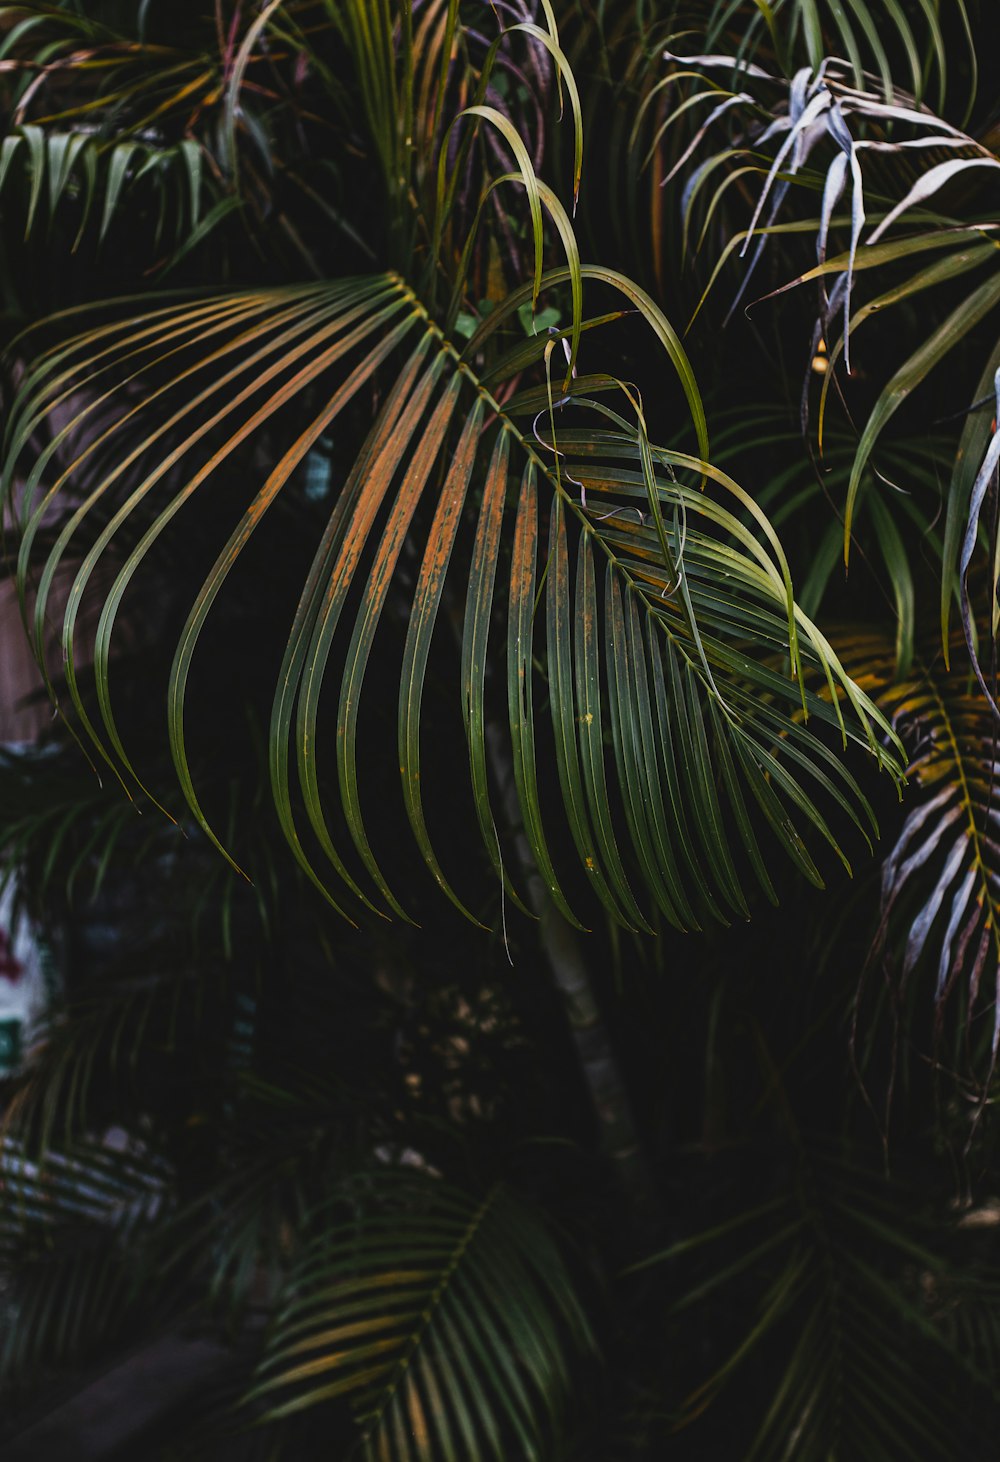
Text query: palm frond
700 0 970 107
0 125 214 250
562 0 965 305
836 626 1000 1075
668 45 1000 663
0 1131 172 1384
246 1174 594 1460
3 266 901 928
0 0 340 271
631 1142 1000 1460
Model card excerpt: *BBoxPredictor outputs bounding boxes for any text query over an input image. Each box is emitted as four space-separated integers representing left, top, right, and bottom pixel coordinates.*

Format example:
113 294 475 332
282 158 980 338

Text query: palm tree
1 2 999 1457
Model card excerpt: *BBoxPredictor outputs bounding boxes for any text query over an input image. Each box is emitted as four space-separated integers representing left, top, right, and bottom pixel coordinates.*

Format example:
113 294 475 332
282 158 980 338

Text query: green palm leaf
246 1176 593 1460
0 126 212 249
3 268 900 928
1 1 905 934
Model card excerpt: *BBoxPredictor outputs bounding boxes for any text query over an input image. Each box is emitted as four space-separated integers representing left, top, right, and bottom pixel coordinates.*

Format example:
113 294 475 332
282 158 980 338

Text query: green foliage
0 1 903 932
636 1141 1000 1459
249 1176 593 1457
0 1133 172 1383
2 2 1000 1458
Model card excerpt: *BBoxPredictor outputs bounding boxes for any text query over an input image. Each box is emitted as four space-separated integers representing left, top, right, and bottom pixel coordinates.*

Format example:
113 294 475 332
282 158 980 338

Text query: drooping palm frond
836 626 1000 1076
669 48 1000 658
0 0 373 274
559 0 968 312
631 1140 1000 1461
1 265 902 930
0 2 225 250
2 2 915 937
246 1174 594 1460
685 53 998 343
0 124 222 254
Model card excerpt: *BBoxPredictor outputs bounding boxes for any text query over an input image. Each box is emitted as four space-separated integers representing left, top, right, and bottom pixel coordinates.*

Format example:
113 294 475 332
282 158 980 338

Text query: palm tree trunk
484 721 647 1200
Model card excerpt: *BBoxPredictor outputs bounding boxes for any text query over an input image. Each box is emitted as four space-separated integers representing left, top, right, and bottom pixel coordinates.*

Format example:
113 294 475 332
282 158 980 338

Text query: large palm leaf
3 269 900 929
0 3 903 932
